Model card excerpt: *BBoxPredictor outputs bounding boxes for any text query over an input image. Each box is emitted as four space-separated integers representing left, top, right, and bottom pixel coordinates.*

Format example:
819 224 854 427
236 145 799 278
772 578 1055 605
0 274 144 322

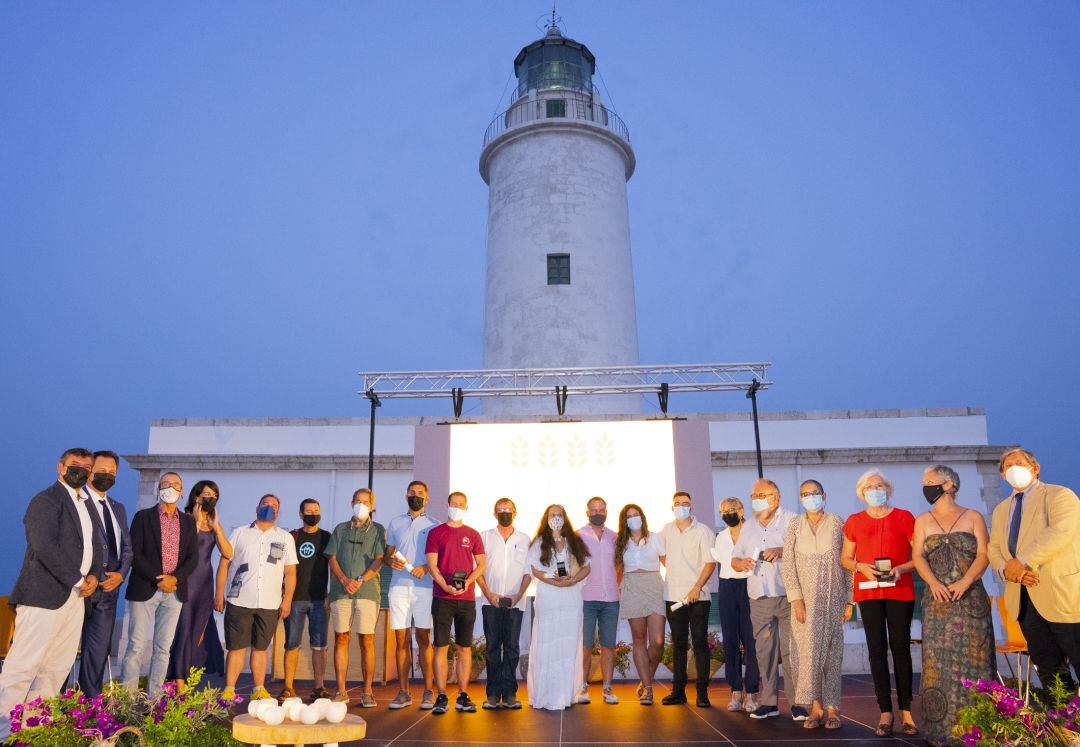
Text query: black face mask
923 484 946 505
496 512 514 527
588 514 607 526
63 466 90 490
407 495 425 512
302 514 320 527
720 512 741 528
201 496 219 513
91 473 116 493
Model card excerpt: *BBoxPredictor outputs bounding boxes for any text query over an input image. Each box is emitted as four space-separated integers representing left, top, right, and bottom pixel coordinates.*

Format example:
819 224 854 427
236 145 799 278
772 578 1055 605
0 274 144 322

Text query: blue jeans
284 600 329 651
582 600 619 649
121 590 184 695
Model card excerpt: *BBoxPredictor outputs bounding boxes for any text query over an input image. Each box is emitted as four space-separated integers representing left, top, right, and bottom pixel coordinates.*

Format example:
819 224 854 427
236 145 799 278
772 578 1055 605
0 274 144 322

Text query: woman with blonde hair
526 504 592 710
614 503 666 705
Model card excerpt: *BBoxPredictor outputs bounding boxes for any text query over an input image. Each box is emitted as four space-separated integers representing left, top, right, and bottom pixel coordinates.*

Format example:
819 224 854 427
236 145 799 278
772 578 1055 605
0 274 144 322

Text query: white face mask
1004 465 1034 491
800 493 824 512
548 515 565 532
447 506 467 522
865 488 888 507
158 487 180 505
352 502 371 521
673 505 691 521
626 515 643 532
751 498 770 513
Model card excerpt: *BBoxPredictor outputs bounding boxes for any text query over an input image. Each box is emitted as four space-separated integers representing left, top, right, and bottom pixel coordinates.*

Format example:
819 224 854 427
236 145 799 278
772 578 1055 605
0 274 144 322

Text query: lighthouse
479 25 641 415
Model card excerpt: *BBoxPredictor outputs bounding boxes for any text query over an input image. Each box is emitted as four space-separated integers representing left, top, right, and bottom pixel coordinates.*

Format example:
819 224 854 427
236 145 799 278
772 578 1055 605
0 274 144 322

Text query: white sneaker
728 690 744 712
602 686 619 705
575 684 591 704
743 693 759 713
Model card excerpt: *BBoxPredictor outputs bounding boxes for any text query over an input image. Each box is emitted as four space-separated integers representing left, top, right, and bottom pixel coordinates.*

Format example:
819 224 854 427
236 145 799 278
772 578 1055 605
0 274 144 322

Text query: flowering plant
6 668 244 746
589 641 633 677
661 631 725 669
954 677 1080 747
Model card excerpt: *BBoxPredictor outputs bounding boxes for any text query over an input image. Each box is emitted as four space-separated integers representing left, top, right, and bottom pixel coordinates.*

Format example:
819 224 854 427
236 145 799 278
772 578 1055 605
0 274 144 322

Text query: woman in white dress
527 504 592 710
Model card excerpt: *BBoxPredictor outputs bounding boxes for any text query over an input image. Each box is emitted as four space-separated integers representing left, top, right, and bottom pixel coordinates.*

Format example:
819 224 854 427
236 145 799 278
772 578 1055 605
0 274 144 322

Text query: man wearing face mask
988 448 1080 688
325 488 386 707
425 491 486 715
730 479 797 720
215 494 298 701
78 450 133 697
281 498 332 701
658 491 717 708
121 472 198 695
0 448 104 737
384 480 439 710
576 496 620 705
475 498 532 710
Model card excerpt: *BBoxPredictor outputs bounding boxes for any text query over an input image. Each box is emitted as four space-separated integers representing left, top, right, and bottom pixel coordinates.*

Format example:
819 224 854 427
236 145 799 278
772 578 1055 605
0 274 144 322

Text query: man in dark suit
120 471 198 695
77 450 134 696
0 448 104 737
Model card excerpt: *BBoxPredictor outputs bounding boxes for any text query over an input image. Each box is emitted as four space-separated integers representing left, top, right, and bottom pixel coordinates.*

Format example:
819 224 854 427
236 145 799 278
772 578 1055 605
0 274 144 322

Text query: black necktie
1007 492 1024 557
99 499 119 566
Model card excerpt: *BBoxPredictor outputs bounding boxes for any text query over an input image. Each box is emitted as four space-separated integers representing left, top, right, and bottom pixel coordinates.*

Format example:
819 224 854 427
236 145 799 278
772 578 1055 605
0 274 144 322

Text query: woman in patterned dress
781 480 854 730
912 465 995 746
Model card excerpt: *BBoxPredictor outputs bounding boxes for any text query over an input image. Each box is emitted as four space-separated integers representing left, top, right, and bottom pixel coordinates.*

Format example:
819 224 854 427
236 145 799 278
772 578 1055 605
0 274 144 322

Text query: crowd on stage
0 447 1077 746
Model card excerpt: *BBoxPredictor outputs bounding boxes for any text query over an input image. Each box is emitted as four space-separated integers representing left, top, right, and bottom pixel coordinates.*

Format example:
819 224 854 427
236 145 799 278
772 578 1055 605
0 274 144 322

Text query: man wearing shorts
216 494 298 702
281 498 331 701
384 480 439 709
577 496 621 705
425 491 486 715
326 488 385 707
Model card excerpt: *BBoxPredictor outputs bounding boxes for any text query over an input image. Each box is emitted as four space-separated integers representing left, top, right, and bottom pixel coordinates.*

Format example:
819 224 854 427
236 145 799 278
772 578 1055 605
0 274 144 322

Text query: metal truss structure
358 363 772 400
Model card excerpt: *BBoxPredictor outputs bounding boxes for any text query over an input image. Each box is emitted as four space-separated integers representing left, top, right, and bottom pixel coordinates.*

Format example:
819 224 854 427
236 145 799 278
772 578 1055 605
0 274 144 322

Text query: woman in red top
841 469 917 737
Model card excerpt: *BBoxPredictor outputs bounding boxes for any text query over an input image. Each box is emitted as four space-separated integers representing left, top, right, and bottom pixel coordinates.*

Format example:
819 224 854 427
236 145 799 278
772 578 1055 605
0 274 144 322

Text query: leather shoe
696 694 711 708
661 693 687 706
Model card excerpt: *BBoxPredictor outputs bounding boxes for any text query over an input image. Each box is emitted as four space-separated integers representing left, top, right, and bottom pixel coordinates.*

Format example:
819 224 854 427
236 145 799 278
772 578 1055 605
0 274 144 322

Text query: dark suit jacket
83 495 134 607
125 505 199 603
10 481 105 610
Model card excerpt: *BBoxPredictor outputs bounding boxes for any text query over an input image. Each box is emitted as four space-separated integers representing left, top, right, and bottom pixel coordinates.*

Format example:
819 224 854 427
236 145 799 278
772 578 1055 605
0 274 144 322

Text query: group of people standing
1 447 1076 747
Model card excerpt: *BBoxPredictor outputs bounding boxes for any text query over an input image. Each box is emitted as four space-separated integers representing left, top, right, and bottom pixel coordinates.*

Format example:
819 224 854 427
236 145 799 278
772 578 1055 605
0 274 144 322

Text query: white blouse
711 527 750 580
621 532 666 573
528 539 589 579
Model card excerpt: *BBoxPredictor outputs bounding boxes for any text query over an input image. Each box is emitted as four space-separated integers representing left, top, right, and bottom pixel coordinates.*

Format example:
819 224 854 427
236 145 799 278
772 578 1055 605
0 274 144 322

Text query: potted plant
660 631 725 682
447 637 488 683
586 641 633 683
953 676 1079 746
7 667 243 746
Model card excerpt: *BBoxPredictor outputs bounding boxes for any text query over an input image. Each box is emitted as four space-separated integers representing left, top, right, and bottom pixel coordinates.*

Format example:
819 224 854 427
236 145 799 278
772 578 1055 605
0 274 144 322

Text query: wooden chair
994 595 1032 703
0 597 16 671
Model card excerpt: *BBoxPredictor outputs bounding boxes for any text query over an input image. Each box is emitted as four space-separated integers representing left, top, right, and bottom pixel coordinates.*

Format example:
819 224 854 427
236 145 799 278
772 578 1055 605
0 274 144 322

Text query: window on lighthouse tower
547 254 570 285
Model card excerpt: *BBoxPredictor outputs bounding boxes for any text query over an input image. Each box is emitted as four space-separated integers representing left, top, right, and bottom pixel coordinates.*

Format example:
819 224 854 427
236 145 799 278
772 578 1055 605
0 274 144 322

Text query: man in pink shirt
577 496 620 705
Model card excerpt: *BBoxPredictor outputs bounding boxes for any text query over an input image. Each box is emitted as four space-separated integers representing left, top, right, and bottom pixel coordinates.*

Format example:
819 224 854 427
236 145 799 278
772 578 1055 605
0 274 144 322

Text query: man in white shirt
476 498 532 710
0 448 103 739
215 494 298 702
730 478 798 720
658 491 716 708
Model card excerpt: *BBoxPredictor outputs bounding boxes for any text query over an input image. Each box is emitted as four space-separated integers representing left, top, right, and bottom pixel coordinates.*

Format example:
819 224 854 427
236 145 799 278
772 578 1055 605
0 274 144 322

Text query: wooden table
232 713 366 746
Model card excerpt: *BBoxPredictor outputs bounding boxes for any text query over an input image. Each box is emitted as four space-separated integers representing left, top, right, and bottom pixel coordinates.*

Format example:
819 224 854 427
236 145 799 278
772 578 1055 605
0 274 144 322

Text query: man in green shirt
326 488 386 707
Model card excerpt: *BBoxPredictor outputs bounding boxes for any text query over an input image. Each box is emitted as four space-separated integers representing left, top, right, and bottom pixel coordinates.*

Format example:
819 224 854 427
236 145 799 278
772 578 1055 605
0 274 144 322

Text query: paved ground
225 675 925 746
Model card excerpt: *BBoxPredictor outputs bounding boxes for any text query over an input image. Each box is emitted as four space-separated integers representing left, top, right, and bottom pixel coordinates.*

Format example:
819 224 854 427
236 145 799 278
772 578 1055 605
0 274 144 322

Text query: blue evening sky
2 2 1078 590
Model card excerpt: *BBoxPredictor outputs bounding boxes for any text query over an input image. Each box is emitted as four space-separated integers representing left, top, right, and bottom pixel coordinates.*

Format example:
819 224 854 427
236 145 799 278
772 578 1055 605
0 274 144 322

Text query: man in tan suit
987 448 1080 687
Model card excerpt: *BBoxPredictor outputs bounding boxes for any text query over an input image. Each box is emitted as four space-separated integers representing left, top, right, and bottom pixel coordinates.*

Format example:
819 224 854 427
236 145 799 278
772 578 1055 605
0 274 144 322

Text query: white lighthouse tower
479 25 640 415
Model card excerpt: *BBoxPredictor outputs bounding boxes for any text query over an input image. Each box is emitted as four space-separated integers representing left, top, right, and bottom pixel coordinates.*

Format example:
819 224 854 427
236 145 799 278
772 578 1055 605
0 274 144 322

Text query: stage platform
224 676 924 746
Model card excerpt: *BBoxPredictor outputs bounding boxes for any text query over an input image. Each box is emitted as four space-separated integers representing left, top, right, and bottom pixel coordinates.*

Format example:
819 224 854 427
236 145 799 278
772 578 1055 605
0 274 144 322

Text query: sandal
803 715 823 729
824 715 842 730
640 686 653 706
875 718 894 737
901 722 919 736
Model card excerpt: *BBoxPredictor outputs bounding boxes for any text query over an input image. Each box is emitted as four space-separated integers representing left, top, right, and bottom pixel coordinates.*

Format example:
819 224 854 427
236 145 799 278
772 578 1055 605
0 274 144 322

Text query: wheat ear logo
594 432 615 467
509 433 529 468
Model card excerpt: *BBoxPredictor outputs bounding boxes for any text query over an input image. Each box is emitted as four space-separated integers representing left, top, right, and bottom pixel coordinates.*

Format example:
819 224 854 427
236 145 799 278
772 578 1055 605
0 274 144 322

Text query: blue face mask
751 498 770 513
256 504 276 523
673 505 691 521
801 493 824 512
865 488 888 507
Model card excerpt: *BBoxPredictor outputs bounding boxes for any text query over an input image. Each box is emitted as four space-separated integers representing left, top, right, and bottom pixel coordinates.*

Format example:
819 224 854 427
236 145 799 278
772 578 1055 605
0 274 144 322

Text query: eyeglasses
750 493 775 500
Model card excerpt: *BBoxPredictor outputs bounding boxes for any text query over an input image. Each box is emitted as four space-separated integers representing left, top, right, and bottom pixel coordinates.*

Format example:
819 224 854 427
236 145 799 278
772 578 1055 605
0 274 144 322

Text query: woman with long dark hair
166 480 232 685
526 504 591 710
614 504 666 705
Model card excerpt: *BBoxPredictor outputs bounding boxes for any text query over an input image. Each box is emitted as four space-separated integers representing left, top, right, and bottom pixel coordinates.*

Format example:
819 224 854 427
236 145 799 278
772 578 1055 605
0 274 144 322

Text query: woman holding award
526 505 592 710
841 469 918 737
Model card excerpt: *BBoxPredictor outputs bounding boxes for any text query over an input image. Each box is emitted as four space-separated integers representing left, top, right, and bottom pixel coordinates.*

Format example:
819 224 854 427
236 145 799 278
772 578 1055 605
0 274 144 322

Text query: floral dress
919 519 995 746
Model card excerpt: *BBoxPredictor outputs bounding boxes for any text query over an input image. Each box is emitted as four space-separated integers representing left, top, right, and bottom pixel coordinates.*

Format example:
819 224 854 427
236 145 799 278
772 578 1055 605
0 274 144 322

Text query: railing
483 96 630 148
